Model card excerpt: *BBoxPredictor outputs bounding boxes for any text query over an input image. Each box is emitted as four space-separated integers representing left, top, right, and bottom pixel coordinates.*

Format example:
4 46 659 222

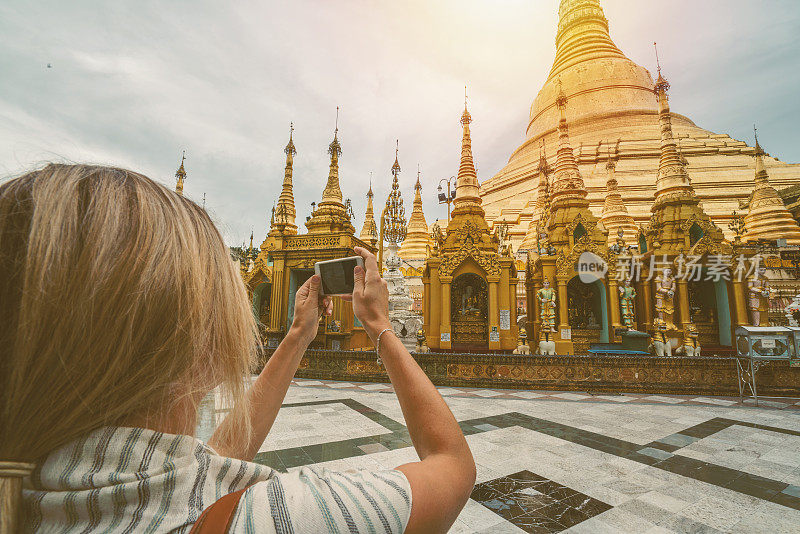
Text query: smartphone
314 256 364 296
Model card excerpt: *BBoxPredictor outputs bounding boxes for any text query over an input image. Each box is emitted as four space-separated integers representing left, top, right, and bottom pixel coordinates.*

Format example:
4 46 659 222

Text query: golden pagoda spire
599 145 637 245
652 43 695 205
359 172 379 246
454 87 482 210
550 80 588 208
520 142 551 251
271 123 298 235
743 127 800 244
550 0 625 80
174 151 186 196
306 107 355 234
321 107 343 204
647 48 724 254
399 165 433 260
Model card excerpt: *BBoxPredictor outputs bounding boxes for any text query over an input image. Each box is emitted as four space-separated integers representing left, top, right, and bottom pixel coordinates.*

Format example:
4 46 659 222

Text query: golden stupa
399 169 432 261
481 0 800 250
743 136 800 245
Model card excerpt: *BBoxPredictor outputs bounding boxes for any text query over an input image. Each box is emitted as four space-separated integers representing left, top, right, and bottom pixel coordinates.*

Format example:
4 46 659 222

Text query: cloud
1 0 798 246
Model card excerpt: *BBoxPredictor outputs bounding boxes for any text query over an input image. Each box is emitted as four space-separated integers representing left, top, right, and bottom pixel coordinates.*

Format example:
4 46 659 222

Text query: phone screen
319 258 358 295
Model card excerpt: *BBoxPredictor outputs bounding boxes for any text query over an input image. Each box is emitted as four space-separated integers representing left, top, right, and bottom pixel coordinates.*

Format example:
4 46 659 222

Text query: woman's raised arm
351 246 476 533
210 275 331 460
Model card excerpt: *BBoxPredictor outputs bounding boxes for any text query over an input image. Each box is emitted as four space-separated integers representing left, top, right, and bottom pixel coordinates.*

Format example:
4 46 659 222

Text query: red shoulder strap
190 487 249 534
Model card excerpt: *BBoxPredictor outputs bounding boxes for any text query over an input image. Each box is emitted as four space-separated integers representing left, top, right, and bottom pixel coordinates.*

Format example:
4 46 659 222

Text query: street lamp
438 176 456 223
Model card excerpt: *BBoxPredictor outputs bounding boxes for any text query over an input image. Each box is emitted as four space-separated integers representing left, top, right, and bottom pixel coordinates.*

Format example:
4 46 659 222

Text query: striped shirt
22 427 412 533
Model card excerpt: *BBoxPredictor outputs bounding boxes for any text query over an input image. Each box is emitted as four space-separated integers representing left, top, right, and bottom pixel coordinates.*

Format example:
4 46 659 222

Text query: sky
2 0 799 247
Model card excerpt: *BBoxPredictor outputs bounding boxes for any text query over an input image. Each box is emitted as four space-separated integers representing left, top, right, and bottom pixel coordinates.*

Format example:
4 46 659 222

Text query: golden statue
619 277 636 329
654 267 675 328
537 278 557 333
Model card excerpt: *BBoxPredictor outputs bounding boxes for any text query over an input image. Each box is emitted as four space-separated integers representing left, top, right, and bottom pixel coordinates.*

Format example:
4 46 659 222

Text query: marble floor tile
203 380 800 531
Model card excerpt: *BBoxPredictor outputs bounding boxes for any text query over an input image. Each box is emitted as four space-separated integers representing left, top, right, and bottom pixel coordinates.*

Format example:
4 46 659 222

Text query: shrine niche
567 276 608 353
688 280 719 345
451 273 489 350
252 281 271 328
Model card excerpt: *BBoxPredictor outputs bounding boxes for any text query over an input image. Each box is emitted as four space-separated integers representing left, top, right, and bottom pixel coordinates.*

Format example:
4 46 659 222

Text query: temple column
428 265 441 347
269 261 285 332
608 278 621 340
557 278 569 332
641 270 653 330
440 276 452 350
500 268 512 349
488 276 500 350
676 279 691 329
732 279 749 327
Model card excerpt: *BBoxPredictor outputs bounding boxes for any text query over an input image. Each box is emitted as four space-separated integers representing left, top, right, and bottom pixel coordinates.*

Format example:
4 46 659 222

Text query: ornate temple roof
453 98 482 211
646 69 726 255
399 168 432 261
306 112 355 235
743 135 800 245
550 82 588 210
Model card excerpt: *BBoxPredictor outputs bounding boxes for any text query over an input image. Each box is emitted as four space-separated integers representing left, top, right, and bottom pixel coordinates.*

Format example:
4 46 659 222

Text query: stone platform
200 378 800 533
265 349 800 397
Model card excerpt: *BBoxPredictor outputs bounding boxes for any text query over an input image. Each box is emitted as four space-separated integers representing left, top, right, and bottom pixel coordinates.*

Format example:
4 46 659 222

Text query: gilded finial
285 122 296 156
460 86 472 125
392 139 401 176
328 107 342 157
654 42 661 77
653 42 670 93
753 124 766 156
555 76 567 108
415 164 422 190
174 150 187 195
368 171 374 197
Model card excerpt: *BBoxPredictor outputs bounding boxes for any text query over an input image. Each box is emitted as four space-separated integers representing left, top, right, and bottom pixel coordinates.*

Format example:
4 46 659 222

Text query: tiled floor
201 379 800 533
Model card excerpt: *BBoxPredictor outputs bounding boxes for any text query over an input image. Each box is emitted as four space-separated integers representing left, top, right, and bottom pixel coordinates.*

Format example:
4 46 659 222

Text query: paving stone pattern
207 378 800 532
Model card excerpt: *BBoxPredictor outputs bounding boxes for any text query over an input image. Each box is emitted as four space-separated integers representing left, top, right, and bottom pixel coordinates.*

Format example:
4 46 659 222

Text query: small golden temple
423 102 519 352
242 122 375 350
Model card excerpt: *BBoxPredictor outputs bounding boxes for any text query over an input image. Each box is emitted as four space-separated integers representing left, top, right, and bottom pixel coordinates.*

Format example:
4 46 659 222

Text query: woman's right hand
351 247 392 340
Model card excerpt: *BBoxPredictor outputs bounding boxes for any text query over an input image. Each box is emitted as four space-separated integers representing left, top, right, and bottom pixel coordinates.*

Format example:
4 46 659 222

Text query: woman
0 164 475 533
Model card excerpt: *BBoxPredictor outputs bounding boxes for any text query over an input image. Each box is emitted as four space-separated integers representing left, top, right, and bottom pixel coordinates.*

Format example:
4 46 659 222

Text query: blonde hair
0 164 258 531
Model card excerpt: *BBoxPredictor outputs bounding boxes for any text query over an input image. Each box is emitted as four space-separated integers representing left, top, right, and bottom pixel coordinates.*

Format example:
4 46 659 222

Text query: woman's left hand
289 275 333 345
